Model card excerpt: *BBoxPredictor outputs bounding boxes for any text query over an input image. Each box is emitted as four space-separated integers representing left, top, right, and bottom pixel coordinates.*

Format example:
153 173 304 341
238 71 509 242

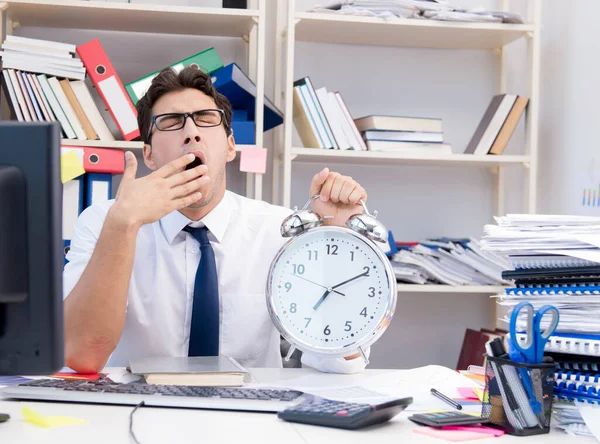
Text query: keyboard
1 379 306 412
1 379 413 429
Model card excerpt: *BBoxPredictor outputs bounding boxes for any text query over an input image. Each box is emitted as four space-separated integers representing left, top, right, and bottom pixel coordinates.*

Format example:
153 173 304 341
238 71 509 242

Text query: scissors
509 302 560 364
508 302 559 421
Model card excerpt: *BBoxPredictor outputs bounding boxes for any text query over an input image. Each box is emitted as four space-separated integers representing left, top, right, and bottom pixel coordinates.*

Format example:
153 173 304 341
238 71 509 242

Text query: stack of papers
391 238 510 285
309 1 524 23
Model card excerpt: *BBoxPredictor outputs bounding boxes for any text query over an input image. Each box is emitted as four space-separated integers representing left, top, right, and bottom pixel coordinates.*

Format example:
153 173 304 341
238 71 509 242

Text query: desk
0 368 594 444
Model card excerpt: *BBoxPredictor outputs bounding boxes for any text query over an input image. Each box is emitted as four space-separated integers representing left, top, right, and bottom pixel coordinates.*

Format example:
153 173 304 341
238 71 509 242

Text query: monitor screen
0 121 64 375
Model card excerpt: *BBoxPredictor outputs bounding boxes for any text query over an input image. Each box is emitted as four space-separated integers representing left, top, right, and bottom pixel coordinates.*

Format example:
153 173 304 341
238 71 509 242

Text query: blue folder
63 176 84 266
211 63 283 131
85 173 112 208
231 120 255 145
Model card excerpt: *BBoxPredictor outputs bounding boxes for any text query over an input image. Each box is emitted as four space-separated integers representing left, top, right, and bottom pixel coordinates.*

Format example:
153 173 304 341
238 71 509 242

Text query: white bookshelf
397 284 505 294
0 0 268 200
293 12 535 50
273 0 541 219
273 1 540 303
60 139 252 153
290 147 531 168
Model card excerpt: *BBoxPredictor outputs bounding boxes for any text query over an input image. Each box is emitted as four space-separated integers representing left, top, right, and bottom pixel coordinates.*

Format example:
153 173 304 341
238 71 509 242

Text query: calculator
277 396 413 430
409 411 488 427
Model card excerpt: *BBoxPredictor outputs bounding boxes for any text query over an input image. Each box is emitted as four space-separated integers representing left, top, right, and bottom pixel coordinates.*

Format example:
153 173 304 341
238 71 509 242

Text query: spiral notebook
554 392 600 405
509 255 600 270
506 284 600 295
514 333 600 357
556 369 600 384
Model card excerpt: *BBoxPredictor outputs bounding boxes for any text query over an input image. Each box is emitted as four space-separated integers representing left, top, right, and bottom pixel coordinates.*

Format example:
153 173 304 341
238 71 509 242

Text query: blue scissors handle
533 305 559 363
509 302 560 364
509 302 536 363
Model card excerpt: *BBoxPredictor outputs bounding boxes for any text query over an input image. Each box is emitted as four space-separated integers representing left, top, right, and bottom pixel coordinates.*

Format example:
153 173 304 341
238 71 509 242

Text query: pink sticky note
414 426 499 442
457 387 479 400
239 147 267 174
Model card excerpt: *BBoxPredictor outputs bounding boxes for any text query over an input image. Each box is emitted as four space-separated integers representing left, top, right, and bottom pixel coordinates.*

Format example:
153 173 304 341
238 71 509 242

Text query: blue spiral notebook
514 333 600 357
554 392 600 405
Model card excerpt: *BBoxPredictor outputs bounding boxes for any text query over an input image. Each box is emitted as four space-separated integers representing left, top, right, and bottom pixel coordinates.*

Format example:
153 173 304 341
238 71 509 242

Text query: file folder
63 176 84 265
231 120 254 145
125 48 223 105
83 147 124 174
85 173 112 208
76 39 140 141
211 63 282 131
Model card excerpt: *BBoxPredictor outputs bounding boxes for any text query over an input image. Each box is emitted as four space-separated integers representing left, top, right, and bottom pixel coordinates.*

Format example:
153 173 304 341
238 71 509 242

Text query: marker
430 388 462 410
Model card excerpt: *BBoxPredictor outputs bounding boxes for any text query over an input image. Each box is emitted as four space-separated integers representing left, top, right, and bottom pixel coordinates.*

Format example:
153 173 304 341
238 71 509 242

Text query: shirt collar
160 191 232 244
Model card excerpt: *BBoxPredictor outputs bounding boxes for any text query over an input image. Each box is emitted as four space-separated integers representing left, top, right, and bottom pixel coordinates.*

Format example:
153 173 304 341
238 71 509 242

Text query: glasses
148 109 225 140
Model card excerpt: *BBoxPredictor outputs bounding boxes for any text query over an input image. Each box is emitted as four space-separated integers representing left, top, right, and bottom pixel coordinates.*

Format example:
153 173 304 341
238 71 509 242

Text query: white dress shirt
64 191 367 374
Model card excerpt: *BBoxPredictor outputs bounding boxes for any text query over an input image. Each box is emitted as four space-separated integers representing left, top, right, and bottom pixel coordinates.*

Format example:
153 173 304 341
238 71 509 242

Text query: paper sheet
578 404 600 442
22 405 87 428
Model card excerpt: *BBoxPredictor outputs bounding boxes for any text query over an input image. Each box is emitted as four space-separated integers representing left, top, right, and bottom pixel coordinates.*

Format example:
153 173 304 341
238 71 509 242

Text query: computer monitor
0 121 64 375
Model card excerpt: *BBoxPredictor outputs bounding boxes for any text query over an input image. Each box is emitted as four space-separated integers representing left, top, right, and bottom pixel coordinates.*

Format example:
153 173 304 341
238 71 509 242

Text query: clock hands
292 274 345 296
312 268 370 311
330 268 370 291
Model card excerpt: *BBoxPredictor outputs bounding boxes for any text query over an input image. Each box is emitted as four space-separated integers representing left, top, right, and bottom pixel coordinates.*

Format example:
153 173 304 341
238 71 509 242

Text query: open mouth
185 155 203 171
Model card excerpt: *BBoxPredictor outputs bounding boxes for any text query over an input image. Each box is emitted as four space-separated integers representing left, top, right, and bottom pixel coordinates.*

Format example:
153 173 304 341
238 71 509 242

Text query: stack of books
390 237 510 285
291 76 449 154
354 114 450 154
481 214 600 438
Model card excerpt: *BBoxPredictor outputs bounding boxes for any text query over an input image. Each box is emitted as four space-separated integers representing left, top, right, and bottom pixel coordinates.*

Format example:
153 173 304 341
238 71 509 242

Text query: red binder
76 39 140 141
83 147 124 174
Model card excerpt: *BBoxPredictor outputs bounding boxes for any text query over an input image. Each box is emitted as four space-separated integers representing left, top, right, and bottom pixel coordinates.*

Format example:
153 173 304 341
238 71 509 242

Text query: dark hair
137 65 232 144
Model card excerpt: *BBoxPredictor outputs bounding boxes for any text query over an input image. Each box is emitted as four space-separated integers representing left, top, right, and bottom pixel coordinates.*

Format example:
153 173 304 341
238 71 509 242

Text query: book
365 140 452 154
128 355 250 387
363 130 444 143
464 94 517 155
488 96 528 155
354 115 443 133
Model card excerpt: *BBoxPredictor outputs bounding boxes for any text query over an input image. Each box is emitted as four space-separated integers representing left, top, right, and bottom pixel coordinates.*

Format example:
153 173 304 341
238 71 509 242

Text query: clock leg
284 344 297 362
359 346 370 365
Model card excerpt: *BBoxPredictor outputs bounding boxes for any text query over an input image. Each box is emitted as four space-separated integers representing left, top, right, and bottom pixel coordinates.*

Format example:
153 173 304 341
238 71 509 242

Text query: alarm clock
266 195 397 365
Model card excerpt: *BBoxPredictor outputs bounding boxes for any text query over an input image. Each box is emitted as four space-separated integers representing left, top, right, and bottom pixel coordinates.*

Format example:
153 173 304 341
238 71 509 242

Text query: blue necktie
183 225 219 356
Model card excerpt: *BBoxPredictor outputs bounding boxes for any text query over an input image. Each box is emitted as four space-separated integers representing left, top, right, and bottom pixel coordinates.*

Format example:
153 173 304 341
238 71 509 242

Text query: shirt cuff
300 348 370 374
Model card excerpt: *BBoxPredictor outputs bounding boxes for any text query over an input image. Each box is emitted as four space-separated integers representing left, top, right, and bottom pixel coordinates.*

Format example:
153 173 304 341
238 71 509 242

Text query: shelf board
290 147 530 167
61 139 144 150
293 12 535 50
397 284 506 294
2 0 259 37
61 140 254 153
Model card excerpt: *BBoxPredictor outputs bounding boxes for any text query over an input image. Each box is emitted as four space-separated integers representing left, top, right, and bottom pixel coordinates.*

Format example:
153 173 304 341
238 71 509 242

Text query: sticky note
22 405 87 428
61 151 85 183
457 387 479 400
239 146 267 174
473 388 488 402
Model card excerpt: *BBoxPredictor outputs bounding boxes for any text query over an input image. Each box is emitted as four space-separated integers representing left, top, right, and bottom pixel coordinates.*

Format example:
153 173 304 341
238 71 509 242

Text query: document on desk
578 404 600 442
252 365 481 412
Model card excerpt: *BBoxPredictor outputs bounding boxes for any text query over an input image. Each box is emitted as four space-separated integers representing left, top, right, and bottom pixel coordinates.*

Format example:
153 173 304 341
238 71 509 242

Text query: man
64 66 369 374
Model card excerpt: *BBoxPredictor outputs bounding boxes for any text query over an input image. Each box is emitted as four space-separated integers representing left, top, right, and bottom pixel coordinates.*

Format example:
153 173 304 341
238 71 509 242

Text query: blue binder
211 63 283 131
85 173 112 208
63 176 84 266
231 120 255 145
232 109 249 121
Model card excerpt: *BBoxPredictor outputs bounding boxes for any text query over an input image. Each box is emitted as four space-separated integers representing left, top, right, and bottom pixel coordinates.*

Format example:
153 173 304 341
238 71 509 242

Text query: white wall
13 0 590 369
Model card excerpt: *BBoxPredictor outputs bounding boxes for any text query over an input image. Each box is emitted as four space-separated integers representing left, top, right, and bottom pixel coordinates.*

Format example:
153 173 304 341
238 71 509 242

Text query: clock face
266 226 395 355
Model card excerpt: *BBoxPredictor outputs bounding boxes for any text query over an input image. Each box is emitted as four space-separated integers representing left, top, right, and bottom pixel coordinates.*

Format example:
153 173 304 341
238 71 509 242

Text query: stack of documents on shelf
354 114 450 154
482 214 600 437
390 238 510 285
309 1 524 23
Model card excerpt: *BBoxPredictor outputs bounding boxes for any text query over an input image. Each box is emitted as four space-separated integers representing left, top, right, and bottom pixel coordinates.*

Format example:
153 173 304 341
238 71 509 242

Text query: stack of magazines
482 214 600 438
390 237 510 285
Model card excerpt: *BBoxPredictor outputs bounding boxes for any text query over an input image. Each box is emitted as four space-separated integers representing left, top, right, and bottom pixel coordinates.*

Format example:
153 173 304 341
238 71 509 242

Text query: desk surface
0 367 593 444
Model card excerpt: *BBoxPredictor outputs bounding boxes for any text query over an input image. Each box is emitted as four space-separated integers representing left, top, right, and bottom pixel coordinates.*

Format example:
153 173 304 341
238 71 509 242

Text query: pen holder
482 355 556 436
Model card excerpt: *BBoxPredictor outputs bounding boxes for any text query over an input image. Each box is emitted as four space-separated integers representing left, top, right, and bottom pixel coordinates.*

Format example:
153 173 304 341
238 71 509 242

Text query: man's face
143 88 236 209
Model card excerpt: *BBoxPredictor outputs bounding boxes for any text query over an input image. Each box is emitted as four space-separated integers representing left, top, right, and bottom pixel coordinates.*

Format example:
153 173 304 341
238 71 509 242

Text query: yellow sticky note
61 151 85 184
474 388 488 403
22 405 87 428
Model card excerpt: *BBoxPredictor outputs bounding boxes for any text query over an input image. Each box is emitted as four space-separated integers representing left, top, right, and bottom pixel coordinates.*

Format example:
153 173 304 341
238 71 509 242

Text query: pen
430 388 462 410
